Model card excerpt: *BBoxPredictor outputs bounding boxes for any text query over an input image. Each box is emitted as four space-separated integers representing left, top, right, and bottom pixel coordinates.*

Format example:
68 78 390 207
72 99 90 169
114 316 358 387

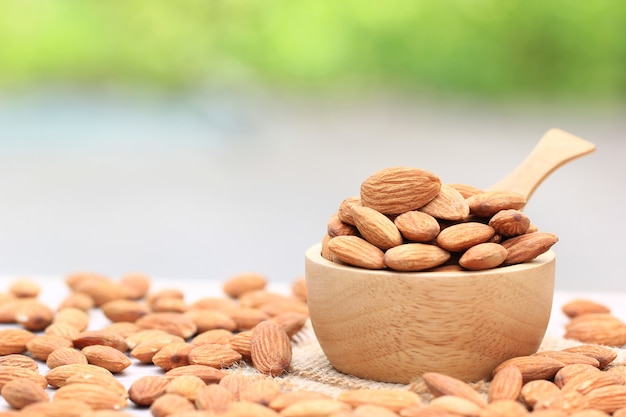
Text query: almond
150 393 196 417
165 375 206 401
447 183 483 198
53 382 128 410
8 278 41 298
422 372 487 407
119 271 151 299
488 364 523 402
466 190 526 217
46 346 88 368
71 277 132 306
561 299 611 319
21 399 93 417
420 184 470 221
152 342 193 370
584 385 626 414
0 366 47 390
326 235 386 269
45 363 113 388
164 364 225 384
190 329 234 346
101 299 150 323
360 166 441 214
280 398 351 417
222 306 271 331
492 355 565 382
26 334 74 361
501 232 558 265
14 299 54 331
228 330 253 360
268 391 332 411
561 344 617 368
0 328 35 355
135 312 197 339
82 344 132 373
130 333 186 363
183 309 238 333
73 329 129 352
195 383 235 412
554 364 601 388
480 399 528 417
188 343 242 368
489 209 530 237
429 395 484 416
435 222 496 252
128 375 171 407
239 379 282 405
383 243 451 271
564 313 626 346
57 291 95 312
394 210 440 242
561 371 625 395
533 391 589 414
44 322 81 341
250 320 292 376
459 242 508 270
53 307 90 331
327 212 359 238
66 372 128 399
223 400 281 417
222 272 268 298
533 350 600 367
0 377 49 409
520 379 561 408
0 354 39 371
351 205 403 250
337 388 421 412
337 196 361 225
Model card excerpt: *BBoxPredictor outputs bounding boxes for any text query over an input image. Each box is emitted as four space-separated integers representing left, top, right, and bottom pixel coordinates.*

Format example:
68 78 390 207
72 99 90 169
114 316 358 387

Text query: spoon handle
487 128 596 201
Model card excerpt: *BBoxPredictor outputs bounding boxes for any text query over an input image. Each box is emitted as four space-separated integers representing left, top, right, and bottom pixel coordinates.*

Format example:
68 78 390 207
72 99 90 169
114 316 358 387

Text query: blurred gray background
1 90 623 291
1 2 625 291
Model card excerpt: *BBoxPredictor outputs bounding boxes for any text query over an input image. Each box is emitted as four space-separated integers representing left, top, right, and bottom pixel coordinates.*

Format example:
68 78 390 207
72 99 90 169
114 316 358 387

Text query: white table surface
1 276 625 415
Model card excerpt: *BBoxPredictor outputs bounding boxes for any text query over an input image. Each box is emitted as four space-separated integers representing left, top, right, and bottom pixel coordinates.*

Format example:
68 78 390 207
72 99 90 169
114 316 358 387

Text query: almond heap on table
322 166 558 271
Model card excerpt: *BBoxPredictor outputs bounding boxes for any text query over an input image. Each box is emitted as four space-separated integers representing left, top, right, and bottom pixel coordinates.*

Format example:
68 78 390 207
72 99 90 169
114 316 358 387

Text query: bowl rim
306 243 555 278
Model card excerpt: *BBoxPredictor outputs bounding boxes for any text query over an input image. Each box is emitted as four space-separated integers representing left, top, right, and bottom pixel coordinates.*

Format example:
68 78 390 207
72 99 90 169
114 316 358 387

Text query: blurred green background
1 0 625 101
1 1 625 291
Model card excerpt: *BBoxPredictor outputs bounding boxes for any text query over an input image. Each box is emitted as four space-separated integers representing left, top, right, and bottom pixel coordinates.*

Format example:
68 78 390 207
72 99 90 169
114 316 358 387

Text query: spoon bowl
305 129 595 383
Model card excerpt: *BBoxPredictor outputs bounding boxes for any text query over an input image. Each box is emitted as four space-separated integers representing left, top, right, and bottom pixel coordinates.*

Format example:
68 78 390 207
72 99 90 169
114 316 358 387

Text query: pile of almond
322 166 559 271
1 276 626 416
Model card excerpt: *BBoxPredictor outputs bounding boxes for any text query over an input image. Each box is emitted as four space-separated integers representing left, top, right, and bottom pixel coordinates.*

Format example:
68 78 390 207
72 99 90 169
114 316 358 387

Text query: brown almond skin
128 375 171 407
383 243 451 272
561 299 611 318
222 272 268 299
420 184 470 221
489 209 530 237
326 236 386 270
360 166 441 214
422 372 487 407
82 345 132 373
327 212 358 238
394 210 440 242
492 355 565 383
337 196 361 225
250 320 292 377
459 242 508 270
488 365 523 402
466 190 527 217
501 232 558 265
188 344 242 369
436 222 496 252
0 377 50 409
351 205 403 250
0 328 36 355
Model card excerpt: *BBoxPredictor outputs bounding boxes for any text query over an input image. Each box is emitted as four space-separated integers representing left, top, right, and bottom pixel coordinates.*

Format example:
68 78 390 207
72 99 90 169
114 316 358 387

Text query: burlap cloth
229 321 626 403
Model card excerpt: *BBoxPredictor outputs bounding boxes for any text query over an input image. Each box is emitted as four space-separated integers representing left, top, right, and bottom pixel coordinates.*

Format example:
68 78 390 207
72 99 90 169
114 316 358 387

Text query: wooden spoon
487 128 596 201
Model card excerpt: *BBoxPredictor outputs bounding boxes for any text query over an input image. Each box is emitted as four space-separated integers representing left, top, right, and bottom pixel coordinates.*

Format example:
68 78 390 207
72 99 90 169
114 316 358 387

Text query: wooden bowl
304 243 556 383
